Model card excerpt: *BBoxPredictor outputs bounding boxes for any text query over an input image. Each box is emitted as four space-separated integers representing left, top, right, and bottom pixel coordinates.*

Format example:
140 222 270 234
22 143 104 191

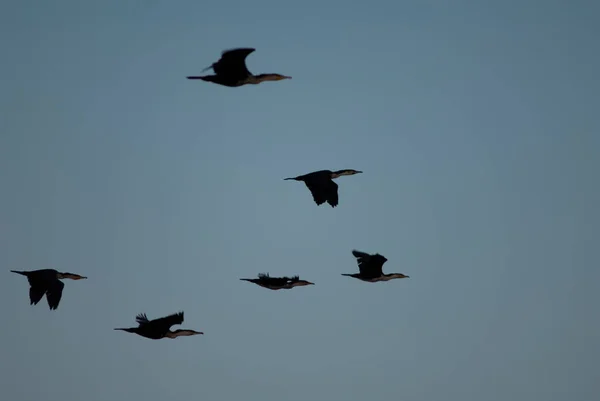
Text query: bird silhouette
187 48 291 87
11 269 87 310
341 250 409 282
114 311 203 340
284 169 362 207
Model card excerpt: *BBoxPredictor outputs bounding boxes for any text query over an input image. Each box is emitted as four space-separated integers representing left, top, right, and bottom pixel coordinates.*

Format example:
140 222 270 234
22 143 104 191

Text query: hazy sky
1 1 598 400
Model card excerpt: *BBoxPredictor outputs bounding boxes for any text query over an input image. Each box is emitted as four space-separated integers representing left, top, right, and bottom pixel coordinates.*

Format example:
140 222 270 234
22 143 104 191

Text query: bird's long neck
251 74 285 83
331 170 355 179
166 329 203 338
382 273 409 280
57 273 86 280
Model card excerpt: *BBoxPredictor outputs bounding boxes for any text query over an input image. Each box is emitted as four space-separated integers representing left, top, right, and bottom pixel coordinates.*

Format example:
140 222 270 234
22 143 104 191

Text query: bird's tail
341 274 354 277
10 270 27 276
283 177 296 180
186 76 209 80
114 328 136 333
239 278 253 282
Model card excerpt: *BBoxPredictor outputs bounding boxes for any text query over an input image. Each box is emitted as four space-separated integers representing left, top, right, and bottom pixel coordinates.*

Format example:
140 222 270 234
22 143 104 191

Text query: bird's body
240 273 314 290
342 250 409 282
10 269 87 310
187 48 291 87
284 169 362 207
114 311 203 340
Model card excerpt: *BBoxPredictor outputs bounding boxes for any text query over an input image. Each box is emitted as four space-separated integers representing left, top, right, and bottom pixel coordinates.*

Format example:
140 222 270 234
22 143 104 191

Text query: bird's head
58 272 87 280
167 329 204 338
331 169 363 178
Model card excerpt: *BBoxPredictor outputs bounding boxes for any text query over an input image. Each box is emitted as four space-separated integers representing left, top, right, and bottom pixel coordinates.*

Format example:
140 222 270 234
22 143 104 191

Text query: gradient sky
1 1 598 401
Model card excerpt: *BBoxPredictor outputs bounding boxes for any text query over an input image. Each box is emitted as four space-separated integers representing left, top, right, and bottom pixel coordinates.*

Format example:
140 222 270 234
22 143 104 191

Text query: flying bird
240 273 315 290
10 269 87 310
187 48 291 87
342 250 409 282
114 311 203 340
284 169 362 207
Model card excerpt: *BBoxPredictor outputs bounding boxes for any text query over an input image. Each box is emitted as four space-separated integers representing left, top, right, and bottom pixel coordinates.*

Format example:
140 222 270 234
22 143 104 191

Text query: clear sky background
0 1 598 400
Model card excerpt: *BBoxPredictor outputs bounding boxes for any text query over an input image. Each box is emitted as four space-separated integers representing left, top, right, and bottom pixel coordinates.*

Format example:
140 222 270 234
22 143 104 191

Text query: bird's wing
304 180 328 206
214 48 255 77
151 311 185 329
221 47 255 58
29 285 46 305
352 250 371 259
323 180 339 207
46 280 64 310
370 255 387 276
136 313 150 325
352 250 379 276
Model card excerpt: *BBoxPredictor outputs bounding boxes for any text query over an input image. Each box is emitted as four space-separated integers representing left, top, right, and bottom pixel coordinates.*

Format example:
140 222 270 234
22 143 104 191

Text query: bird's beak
284 76 292 79
194 331 204 335
356 171 363 174
308 282 315 285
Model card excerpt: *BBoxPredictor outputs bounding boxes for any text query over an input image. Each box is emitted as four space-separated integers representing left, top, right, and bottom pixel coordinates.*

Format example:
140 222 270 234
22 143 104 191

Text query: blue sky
0 1 598 400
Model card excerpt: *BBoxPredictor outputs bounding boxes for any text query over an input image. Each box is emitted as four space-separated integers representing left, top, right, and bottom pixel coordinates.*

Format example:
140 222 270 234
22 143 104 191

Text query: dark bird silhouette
187 48 291 87
284 169 362 207
114 311 203 340
10 269 87 310
342 250 409 282
240 273 315 290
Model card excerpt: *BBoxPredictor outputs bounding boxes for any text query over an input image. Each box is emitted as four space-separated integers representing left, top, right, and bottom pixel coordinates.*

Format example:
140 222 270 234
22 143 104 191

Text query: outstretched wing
150 311 185 329
323 180 339 207
46 280 64 310
221 47 255 59
352 250 384 277
370 254 388 276
214 48 255 78
304 180 328 206
136 313 150 325
29 285 46 305
303 173 339 207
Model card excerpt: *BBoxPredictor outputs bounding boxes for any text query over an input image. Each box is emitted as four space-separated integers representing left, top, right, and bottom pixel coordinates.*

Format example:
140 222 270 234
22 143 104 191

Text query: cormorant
284 169 362 207
187 48 291 87
341 250 409 282
240 273 315 290
10 269 87 310
114 311 203 340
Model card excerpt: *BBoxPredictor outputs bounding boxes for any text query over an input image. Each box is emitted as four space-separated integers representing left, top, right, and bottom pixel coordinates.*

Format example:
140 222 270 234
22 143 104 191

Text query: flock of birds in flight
10 48 410 340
